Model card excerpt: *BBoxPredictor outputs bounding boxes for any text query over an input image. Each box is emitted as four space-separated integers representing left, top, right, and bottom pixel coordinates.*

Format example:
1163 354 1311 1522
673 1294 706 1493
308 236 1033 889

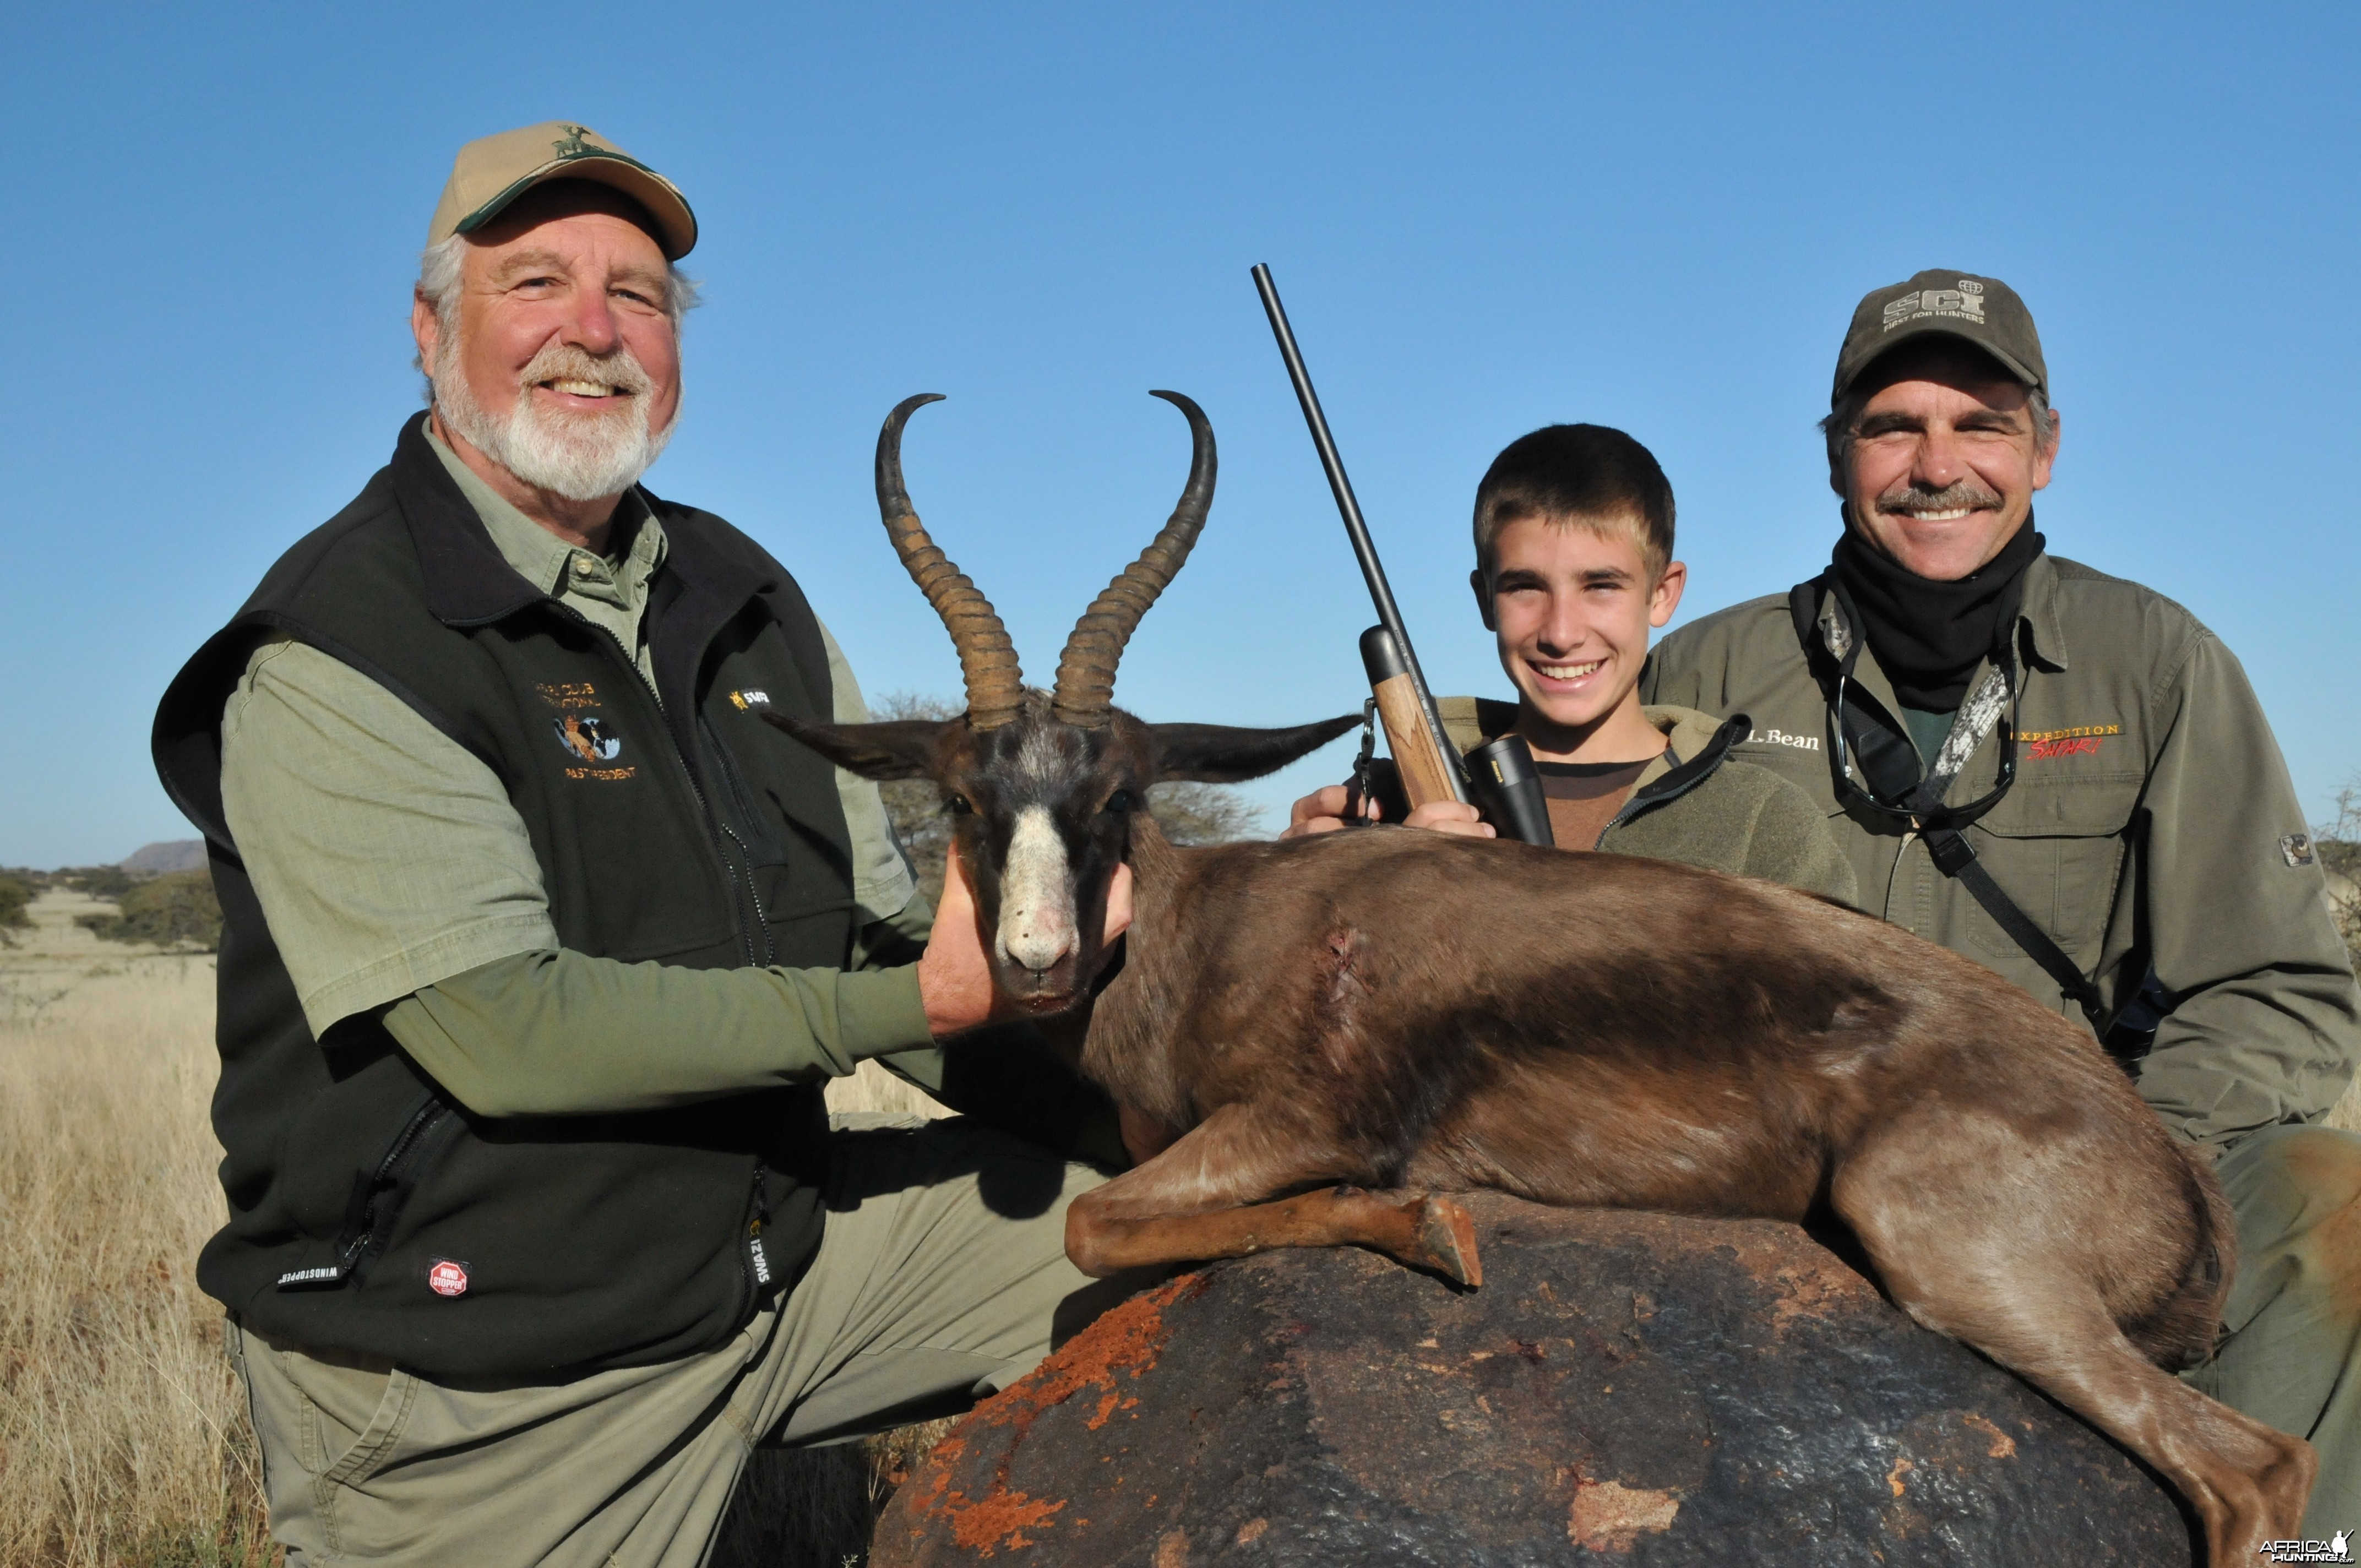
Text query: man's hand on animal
920 842 1133 1036
1280 783 1494 840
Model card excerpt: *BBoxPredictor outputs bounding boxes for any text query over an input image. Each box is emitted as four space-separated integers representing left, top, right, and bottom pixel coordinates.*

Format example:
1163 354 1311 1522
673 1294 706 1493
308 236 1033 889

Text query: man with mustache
151 123 1136 1565
1642 270 2361 1533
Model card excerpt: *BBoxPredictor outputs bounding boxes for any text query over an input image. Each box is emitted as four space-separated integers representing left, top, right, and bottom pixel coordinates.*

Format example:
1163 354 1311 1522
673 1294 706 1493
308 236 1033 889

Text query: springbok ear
759 711 941 781
1146 715 1361 784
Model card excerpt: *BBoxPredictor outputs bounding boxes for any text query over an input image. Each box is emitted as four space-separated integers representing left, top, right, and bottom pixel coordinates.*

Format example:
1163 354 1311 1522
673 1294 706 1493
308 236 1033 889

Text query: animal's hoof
1416 1197 1483 1288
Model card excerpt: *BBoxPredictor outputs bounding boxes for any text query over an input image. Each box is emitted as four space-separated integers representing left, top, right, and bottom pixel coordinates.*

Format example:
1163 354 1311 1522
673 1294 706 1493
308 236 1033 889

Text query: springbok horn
875 394 1026 731
1049 390 1215 729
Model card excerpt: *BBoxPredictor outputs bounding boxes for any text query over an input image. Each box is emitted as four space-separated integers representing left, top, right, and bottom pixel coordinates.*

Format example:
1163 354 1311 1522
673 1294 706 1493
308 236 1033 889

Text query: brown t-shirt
1537 755 1660 851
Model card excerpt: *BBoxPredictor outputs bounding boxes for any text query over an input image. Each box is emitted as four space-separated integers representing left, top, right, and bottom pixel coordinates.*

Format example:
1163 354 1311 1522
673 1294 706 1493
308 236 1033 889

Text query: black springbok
765 391 2313 1564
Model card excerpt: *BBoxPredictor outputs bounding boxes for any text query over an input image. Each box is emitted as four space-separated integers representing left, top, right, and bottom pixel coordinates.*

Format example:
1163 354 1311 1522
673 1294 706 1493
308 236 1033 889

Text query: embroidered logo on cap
1884 279 1988 332
427 1259 470 1298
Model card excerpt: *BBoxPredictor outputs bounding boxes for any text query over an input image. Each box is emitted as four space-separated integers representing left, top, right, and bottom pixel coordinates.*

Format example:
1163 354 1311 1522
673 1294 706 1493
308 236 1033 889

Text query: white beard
433 335 676 503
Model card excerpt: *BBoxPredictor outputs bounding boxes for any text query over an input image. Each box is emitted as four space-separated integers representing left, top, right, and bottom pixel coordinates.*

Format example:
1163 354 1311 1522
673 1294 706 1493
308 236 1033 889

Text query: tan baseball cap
427 121 697 260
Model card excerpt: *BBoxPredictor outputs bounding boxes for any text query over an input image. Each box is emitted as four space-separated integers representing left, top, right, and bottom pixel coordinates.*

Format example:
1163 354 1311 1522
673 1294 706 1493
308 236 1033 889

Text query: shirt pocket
1961 780 2142 963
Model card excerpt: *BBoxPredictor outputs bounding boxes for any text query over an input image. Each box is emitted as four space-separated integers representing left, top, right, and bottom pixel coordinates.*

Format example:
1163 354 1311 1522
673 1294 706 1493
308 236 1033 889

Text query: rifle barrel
1252 263 1467 804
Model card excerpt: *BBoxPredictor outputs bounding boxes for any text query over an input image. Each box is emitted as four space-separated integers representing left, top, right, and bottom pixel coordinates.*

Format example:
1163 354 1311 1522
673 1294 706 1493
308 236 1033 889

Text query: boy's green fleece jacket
1435 698 1858 907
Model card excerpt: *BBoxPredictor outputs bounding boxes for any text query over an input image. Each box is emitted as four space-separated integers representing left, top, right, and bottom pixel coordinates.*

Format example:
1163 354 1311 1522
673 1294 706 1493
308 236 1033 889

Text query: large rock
872 1195 2194 1566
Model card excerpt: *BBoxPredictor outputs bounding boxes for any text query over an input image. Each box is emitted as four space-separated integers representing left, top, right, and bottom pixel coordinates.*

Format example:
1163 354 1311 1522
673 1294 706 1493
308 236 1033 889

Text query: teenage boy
1286 423 1855 905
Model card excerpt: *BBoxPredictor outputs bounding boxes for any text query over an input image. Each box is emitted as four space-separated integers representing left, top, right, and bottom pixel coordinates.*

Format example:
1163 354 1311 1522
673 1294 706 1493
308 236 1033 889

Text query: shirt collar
421 415 665 597
2012 549 2069 671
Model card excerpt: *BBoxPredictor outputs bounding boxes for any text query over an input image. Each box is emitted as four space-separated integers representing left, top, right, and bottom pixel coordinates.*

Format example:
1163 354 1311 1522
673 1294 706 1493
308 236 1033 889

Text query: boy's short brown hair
1472 423 1675 581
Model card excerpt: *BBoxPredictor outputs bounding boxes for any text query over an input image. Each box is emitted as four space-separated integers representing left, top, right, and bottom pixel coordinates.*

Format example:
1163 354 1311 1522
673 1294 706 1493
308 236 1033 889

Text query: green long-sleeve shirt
217 423 947 1118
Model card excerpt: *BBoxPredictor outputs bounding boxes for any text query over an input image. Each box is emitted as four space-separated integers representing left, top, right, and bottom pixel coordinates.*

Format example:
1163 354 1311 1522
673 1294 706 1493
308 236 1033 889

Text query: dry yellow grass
0 891 270 1568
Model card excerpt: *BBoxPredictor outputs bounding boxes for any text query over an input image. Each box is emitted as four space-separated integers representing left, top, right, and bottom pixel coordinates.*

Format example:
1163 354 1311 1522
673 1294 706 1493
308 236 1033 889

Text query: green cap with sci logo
1832 269 2047 404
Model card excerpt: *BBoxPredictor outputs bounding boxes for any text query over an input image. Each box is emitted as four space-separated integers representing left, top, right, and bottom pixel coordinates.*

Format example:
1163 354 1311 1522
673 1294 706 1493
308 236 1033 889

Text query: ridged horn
1049 391 1215 728
875 394 1026 731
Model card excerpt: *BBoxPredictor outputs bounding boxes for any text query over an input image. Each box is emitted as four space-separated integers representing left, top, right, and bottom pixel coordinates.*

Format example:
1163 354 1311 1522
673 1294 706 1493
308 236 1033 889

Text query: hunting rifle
1250 263 1552 845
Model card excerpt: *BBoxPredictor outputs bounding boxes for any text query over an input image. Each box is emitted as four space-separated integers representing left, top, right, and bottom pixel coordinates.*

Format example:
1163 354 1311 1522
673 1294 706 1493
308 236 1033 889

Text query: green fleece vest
153 413 859 1379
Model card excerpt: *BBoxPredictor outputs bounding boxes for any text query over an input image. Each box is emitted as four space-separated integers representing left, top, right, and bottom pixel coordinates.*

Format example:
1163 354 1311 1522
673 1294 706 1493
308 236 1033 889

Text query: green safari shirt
1642 549 2360 1149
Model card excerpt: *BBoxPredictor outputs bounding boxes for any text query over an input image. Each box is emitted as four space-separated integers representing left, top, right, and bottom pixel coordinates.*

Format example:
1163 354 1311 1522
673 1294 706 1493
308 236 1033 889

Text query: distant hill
120 841 206 875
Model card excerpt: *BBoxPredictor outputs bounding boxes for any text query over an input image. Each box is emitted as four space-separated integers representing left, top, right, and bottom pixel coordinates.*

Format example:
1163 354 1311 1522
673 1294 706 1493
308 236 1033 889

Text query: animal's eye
946 794 973 815
1103 789 1140 814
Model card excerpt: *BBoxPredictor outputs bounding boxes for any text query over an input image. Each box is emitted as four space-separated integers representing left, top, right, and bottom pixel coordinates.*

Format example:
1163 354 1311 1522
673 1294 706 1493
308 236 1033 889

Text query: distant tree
859 693 1266 910
75 869 222 951
2319 776 2361 972
0 870 34 936
58 865 137 899
1149 781 1267 846
868 693 961 908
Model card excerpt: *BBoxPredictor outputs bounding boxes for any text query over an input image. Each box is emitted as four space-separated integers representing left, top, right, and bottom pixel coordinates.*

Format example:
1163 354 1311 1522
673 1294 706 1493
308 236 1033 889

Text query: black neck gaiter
1829 518 2043 710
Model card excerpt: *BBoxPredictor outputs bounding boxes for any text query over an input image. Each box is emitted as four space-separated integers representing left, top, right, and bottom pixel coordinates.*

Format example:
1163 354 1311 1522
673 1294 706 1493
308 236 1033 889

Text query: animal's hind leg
1833 1127 2314 1565
1065 1102 1481 1286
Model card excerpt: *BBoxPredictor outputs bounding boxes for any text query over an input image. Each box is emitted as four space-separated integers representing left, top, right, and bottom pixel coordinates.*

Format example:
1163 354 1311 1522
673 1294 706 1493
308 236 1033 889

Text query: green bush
75 869 222 951
59 864 138 899
0 870 34 933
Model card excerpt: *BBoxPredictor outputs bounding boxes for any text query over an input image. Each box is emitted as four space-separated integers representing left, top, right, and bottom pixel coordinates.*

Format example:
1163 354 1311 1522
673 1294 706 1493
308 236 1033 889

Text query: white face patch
998 804 1077 973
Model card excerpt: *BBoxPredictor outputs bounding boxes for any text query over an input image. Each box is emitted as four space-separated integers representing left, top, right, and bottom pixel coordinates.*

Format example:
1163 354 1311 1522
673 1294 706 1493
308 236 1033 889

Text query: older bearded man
153 123 1138 1566
1642 270 2361 1537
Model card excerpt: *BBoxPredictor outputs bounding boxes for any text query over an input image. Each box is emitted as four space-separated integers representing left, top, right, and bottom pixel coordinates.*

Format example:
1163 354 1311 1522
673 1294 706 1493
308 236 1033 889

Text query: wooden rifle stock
1359 627 1460 811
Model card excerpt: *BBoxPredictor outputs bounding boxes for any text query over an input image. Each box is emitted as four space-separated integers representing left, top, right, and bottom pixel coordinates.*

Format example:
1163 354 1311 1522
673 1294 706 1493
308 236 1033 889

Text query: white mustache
517 341 652 402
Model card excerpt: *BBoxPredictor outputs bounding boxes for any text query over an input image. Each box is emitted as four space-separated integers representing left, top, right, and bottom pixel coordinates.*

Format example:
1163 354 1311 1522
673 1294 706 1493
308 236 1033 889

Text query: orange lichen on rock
943 1485 1065 1555
1566 1478 1680 1552
1019 1275 1198 1433
1960 1412 2017 1458
892 1277 1201 1557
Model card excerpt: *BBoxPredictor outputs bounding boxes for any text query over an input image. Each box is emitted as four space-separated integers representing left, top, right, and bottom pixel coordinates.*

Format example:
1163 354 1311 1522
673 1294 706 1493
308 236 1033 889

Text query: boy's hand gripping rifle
1251 263 1553 845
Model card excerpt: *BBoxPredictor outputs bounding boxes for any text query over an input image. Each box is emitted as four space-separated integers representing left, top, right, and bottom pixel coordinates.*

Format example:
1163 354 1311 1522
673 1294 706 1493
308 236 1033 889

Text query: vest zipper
700 710 781 966
276 1093 454 1290
739 1162 773 1319
545 602 757 965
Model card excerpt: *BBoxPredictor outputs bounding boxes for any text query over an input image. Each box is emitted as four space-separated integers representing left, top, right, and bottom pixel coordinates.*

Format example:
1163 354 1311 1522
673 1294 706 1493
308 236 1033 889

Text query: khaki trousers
2184 1123 2361 1538
228 1114 1129 1567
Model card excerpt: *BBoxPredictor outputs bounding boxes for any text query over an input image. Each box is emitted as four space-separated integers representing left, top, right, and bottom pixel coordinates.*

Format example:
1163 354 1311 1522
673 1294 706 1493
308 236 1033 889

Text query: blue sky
4 4 2357 865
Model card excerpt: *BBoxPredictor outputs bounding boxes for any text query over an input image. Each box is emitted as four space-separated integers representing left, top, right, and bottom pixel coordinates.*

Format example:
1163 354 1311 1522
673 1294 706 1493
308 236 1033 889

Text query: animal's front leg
1066 1103 1481 1286
1117 1104 1181 1164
